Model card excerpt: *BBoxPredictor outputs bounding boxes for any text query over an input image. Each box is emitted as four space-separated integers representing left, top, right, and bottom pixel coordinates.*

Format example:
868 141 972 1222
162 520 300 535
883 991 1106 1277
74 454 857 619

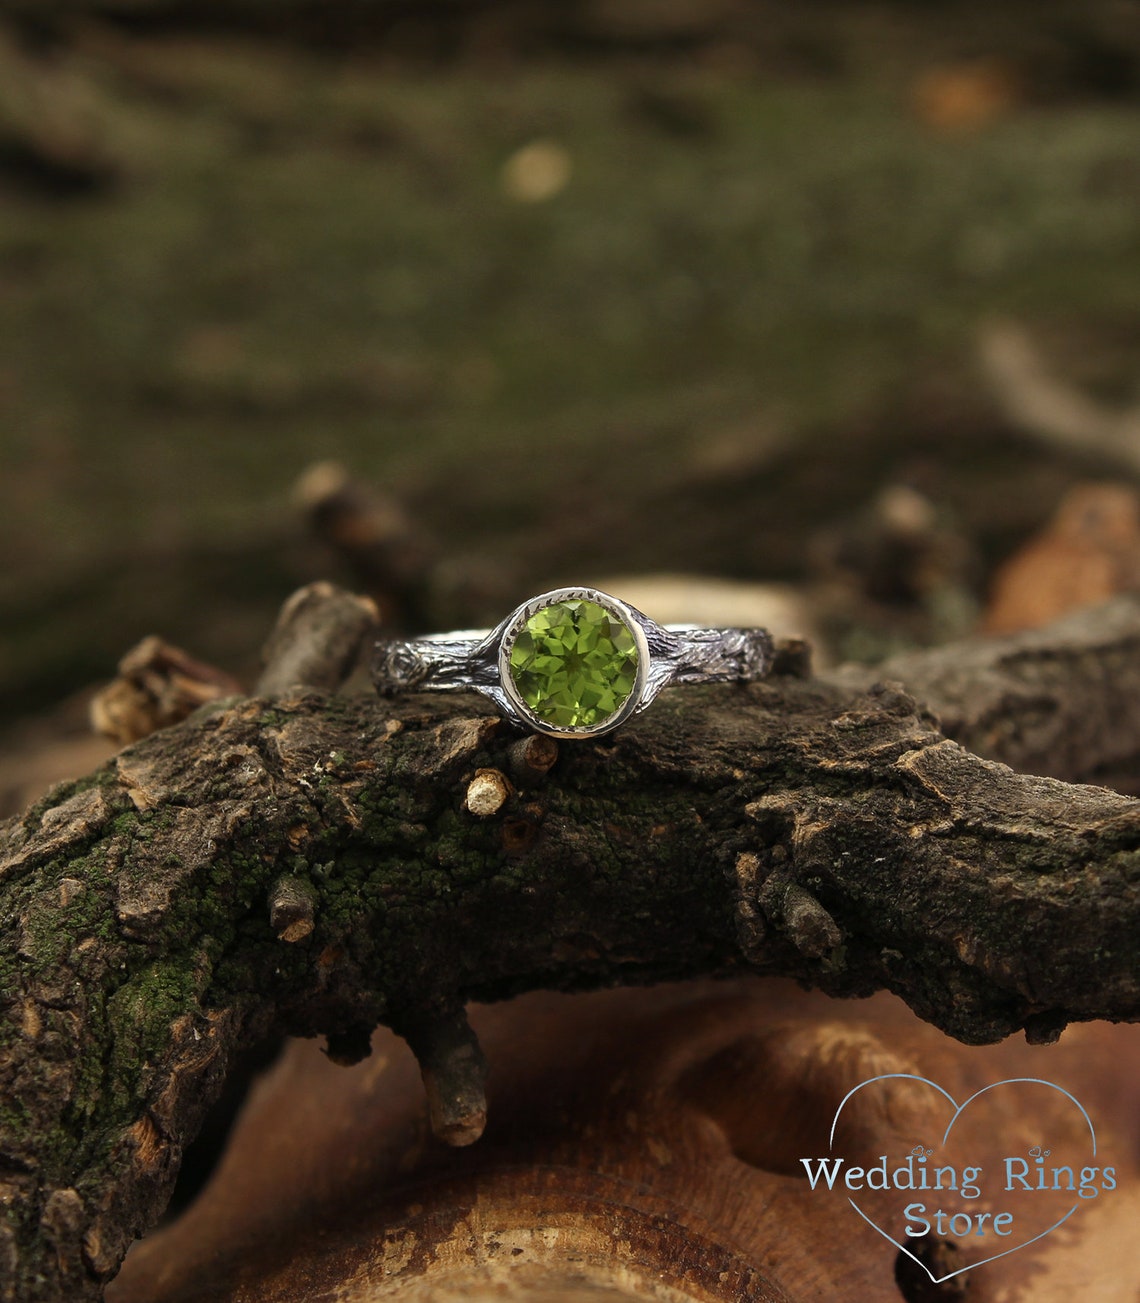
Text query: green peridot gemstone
508 599 639 730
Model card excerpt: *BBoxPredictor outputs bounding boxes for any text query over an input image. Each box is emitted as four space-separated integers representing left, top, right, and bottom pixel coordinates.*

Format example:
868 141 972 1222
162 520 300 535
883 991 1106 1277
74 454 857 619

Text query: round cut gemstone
508 599 639 729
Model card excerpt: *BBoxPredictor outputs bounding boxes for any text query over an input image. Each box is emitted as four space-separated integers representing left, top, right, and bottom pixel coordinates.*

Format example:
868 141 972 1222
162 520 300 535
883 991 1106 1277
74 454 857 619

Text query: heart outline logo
828 1074 1097 1284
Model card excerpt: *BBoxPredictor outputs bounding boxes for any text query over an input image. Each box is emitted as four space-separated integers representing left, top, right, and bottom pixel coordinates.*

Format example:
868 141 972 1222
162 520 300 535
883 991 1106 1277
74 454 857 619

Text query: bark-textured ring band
371 586 775 739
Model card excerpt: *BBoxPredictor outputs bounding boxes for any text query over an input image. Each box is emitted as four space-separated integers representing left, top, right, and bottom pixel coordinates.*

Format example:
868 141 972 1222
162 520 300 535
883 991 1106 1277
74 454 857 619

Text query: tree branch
862 593 1140 788
2 594 1139 1301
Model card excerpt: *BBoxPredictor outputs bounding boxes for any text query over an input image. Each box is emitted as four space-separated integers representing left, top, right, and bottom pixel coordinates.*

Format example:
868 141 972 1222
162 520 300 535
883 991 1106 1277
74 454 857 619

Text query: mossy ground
1 5 1139 721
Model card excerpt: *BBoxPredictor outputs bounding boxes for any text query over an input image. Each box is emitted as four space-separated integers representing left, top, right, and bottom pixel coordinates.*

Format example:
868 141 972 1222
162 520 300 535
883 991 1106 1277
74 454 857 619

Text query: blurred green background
2 0 1139 731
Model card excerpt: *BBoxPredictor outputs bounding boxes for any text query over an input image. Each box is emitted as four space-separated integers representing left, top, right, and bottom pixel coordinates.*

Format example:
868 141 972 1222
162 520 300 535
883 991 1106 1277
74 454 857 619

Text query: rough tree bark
1 590 1139 1302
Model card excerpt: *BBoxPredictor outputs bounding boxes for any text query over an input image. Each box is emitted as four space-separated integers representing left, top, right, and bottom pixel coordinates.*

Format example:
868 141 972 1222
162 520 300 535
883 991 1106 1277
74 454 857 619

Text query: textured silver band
372 587 774 738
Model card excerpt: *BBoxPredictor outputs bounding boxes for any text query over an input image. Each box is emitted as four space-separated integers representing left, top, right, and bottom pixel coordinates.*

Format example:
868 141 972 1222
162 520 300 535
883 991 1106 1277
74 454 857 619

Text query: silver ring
372 586 774 739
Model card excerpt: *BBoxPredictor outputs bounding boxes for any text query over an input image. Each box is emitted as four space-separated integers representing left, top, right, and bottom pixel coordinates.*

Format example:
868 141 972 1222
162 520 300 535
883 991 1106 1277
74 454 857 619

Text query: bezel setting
496 587 651 739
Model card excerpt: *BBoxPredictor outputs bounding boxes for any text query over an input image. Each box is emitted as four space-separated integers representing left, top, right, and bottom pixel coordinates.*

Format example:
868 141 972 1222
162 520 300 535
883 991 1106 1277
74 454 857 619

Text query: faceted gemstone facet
508 598 639 729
